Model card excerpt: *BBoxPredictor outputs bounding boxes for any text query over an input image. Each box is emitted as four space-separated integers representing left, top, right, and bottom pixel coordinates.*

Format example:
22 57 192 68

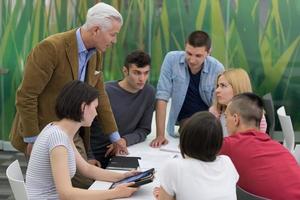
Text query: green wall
1 0 300 141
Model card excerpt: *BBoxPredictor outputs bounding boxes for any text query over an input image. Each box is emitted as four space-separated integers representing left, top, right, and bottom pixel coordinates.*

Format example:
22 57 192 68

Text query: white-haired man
10 2 126 188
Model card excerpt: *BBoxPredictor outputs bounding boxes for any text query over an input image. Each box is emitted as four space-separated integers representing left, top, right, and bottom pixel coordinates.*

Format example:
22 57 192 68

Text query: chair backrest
262 93 275 137
6 160 28 200
293 145 300 164
277 106 295 152
236 186 270 200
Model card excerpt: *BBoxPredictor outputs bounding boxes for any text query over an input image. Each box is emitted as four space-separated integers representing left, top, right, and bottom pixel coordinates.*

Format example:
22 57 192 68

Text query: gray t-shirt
26 123 76 200
91 81 155 161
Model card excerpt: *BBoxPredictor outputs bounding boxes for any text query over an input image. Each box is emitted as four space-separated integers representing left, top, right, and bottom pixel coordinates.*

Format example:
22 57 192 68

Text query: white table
89 135 180 200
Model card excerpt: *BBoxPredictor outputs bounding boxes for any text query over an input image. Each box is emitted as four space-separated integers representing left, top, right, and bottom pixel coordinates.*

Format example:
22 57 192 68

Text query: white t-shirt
159 155 239 200
26 123 76 200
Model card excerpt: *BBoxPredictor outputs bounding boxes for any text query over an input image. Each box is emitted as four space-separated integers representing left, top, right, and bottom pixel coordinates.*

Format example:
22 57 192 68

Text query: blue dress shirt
156 51 224 137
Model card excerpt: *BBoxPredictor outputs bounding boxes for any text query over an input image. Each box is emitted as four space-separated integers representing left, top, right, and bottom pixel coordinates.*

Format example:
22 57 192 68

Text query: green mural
1 0 300 141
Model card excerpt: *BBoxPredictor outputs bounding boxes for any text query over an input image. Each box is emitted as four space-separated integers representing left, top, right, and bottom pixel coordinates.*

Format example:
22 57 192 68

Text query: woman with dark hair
26 80 138 199
154 111 239 200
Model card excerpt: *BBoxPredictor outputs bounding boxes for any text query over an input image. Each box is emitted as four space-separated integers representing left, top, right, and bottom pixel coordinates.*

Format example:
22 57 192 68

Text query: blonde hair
214 68 252 113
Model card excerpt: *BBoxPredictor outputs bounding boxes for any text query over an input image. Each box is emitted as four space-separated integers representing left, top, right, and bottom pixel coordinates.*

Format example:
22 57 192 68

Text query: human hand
153 187 160 199
105 144 115 157
113 182 138 198
87 159 101 167
113 138 128 155
150 136 168 148
105 138 128 157
121 169 140 180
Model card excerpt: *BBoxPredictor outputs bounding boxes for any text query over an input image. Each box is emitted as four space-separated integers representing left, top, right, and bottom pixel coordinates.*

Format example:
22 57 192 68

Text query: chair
262 93 275 138
277 106 295 152
293 145 300 164
6 160 28 200
236 186 270 200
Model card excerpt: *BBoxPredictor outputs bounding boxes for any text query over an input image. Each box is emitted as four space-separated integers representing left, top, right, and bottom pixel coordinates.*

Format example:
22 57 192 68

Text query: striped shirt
26 123 76 200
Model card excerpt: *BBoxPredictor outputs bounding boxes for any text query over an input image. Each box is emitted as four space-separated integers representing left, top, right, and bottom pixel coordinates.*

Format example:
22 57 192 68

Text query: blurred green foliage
1 0 300 141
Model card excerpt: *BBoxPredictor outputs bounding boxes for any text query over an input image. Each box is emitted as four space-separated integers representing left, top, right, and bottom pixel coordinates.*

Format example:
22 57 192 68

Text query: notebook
106 156 141 171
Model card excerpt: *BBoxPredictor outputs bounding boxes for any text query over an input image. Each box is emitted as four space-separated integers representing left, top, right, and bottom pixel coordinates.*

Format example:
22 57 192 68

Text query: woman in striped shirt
26 80 138 200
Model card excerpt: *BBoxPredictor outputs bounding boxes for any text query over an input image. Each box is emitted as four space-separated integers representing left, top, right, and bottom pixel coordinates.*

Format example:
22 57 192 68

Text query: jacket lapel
65 30 78 80
86 51 102 86
86 56 96 85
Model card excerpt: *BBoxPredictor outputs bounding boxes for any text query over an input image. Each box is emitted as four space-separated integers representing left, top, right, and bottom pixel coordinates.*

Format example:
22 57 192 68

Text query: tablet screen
110 168 154 189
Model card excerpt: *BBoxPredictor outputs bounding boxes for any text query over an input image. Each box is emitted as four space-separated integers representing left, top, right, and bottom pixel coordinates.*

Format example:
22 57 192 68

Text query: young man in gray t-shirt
91 50 155 167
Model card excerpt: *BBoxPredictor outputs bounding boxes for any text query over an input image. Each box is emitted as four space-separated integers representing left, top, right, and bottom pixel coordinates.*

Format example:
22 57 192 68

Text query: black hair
55 80 99 122
229 92 264 127
180 111 223 162
186 31 211 51
124 50 151 69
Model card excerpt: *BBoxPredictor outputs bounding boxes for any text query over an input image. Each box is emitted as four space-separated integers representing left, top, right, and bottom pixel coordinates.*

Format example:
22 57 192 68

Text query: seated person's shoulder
222 134 238 145
141 84 156 103
144 83 156 94
216 155 236 171
162 157 182 171
218 154 233 163
105 81 119 90
219 137 234 154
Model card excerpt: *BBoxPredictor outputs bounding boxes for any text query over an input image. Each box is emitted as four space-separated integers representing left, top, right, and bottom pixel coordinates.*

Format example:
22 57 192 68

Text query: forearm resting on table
155 100 167 137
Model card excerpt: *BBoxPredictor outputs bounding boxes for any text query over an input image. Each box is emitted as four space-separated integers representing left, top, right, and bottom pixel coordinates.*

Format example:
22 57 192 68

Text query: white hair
82 2 123 31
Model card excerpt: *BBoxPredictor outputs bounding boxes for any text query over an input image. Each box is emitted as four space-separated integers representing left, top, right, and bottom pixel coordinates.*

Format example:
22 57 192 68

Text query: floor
0 150 27 200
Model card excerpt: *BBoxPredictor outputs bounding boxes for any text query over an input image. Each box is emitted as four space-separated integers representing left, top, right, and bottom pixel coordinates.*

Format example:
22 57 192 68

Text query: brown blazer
10 29 117 153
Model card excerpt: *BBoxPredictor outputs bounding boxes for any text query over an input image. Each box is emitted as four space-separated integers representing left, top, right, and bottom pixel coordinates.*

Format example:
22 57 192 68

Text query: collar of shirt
76 28 97 54
76 28 97 81
179 54 209 74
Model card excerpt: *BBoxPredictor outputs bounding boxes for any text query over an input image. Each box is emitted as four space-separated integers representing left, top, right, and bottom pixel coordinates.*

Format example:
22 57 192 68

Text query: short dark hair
55 80 99 122
124 50 151 69
180 111 223 162
186 31 211 51
229 92 264 128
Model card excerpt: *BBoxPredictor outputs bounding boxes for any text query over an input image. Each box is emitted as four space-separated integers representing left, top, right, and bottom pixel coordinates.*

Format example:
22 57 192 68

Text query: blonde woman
209 68 267 136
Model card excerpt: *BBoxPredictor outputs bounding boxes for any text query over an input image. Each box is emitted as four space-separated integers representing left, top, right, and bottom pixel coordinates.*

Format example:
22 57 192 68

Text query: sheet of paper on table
159 141 180 153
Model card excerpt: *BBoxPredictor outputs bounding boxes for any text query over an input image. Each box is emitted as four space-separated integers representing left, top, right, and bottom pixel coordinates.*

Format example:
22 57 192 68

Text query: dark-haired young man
150 30 224 147
220 93 300 199
91 50 155 166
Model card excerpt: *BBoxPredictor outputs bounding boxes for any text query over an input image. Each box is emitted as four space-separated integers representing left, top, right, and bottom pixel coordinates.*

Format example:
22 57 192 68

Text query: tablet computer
109 168 155 189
